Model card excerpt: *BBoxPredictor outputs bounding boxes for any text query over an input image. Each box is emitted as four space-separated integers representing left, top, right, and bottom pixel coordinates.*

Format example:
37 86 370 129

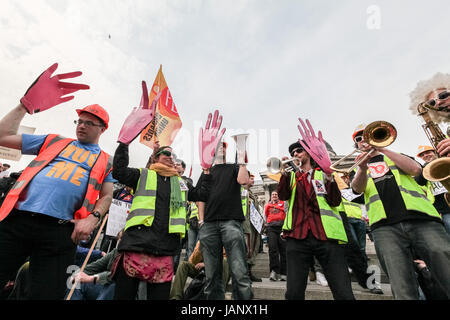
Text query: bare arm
70 181 113 244
237 165 250 185
379 148 422 177
0 104 27 149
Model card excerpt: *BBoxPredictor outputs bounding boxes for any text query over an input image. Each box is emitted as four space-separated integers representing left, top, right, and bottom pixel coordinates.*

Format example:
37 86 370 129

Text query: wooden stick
66 214 109 300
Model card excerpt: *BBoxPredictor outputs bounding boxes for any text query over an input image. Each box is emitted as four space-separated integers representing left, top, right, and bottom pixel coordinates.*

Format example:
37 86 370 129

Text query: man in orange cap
0 64 114 300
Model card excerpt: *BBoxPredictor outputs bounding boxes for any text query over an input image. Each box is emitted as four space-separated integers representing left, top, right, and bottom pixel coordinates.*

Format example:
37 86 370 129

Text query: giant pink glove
199 110 226 169
118 81 161 145
297 118 333 175
20 63 89 114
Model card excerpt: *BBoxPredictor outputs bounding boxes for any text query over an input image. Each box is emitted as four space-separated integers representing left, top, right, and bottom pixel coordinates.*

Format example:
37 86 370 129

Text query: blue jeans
199 220 253 300
186 227 199 261
372 220 450 299
69 282 115 300
442 214 450 236
348 218 368 261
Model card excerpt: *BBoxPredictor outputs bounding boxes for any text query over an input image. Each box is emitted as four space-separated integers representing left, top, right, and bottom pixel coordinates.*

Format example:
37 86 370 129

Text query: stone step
248 278 393 300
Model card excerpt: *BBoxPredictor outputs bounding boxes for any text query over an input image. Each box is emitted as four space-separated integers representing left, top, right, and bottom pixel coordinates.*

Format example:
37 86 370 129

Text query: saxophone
417 103 450 205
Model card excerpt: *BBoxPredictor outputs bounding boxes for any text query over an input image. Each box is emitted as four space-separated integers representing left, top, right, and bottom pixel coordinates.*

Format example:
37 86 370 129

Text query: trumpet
330 121 397 174
266 157 301 174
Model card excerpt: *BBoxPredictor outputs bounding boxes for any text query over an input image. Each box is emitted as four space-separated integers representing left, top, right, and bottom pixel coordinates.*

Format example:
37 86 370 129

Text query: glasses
424 90 450 109
155 149 176 158
290 147 304 157
354 135 363 143
74 119 104 128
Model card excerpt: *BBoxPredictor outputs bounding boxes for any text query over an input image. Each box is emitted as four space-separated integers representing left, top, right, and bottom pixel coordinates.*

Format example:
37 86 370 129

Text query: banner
0 125 36 161
139 65 182 149
105 199 131 237
249 202 265 234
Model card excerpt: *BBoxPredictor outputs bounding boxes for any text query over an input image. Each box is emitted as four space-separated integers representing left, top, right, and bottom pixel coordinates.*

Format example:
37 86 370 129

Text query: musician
278 140 354 300
350 124 450 299
409 72 450 157
415 145 450 235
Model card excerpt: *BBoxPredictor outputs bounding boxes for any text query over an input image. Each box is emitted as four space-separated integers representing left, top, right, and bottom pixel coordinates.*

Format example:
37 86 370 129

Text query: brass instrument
266 157 300 174
330 121 397 174
417 103 450 198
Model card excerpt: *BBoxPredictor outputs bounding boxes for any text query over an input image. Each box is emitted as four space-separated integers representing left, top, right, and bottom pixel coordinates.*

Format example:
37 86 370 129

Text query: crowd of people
0 63 449 301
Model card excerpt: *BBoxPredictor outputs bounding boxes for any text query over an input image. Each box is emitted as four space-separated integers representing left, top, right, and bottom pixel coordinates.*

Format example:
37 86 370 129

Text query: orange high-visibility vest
0 134 112 221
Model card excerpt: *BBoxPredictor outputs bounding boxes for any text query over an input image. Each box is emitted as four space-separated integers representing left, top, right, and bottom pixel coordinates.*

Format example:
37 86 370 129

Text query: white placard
430 181 447 196
105 199 131 237
341 188 363 202
249 202 265 234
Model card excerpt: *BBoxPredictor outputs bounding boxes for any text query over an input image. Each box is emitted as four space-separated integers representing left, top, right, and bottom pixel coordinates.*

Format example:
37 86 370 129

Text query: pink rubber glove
297 118 333 175
118 81 161 145
199 110 226 169
20 63 89 114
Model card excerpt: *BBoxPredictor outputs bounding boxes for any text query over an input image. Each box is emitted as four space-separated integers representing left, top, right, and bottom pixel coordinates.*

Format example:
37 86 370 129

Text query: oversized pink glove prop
118 81 161 145
297 118 333 175
20 63 89 114
198 110 226 169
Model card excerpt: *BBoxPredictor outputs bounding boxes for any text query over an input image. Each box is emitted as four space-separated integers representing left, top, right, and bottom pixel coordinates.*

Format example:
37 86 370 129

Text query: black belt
15 209 71 225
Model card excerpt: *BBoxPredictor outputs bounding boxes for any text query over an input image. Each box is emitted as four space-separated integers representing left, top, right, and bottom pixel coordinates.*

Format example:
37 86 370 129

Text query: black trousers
267 225 287 275
285 233 355 300
0 209 76 300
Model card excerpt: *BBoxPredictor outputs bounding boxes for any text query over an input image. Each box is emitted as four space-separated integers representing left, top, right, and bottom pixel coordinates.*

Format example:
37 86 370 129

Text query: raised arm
0 104 26 150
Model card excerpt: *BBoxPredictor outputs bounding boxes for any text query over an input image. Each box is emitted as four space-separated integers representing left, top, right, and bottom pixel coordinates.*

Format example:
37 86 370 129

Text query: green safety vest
364 156 441 226
241 187 248 217
125 169 187 238
282 170 348 243
186 202 199 231
341 199 363 220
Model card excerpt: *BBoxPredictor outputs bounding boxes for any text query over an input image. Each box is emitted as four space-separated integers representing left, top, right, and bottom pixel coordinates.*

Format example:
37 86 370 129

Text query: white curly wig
409 72 450 124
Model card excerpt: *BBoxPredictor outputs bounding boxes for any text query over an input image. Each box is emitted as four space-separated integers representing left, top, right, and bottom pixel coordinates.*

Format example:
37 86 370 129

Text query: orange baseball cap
76 104 109 129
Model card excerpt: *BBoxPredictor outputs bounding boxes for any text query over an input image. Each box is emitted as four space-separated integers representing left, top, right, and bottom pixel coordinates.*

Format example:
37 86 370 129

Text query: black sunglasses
290 147 304 157
155 149 176 158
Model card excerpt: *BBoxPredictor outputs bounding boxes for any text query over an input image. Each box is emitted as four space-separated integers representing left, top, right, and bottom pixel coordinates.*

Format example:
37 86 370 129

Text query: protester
242 173 262 282
0 63 114 300
351 123 450 299
278 119 354 300
264 191 287 282
0 164 10 178
110 87 211 300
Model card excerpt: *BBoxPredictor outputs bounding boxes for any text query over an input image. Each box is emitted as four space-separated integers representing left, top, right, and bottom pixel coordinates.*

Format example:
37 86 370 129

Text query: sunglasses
354 135 363 143
74 119 104 128
155 149 176 158
424 90 450 109
290 147 304 157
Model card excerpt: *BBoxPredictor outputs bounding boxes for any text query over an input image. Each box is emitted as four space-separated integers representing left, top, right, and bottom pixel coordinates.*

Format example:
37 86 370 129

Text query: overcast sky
1 0 449 182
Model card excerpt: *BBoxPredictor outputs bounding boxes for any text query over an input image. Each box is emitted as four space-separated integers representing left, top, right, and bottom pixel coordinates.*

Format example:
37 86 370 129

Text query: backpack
183 270 206 300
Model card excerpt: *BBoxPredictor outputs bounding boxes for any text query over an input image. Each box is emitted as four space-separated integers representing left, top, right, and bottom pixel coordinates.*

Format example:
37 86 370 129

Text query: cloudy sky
1 0 449 182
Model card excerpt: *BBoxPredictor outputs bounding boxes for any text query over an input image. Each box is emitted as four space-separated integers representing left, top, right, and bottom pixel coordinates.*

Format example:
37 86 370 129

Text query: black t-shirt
415 169 450 215
362 154 441 230
205 163 244 222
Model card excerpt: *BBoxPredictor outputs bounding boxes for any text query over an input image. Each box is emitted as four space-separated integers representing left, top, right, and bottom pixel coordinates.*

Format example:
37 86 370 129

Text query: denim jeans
68 282 115 300
372 220 450 299
284 234 355 300
199 220 253 300
442 214 450 236
348 217 368 261
186 227 199 261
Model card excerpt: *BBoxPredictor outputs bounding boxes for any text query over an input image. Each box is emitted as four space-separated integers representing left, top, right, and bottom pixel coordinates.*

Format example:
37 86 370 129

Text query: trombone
266 157 301 174
330 121 397 174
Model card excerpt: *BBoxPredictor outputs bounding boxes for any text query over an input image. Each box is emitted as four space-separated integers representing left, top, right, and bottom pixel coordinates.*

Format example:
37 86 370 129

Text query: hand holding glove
118 81 161 145
20 63 89 114
198 110 226 169
297 118 333 175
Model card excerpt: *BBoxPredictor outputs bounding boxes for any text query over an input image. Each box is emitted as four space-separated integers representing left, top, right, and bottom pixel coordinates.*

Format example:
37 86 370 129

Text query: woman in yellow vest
351 123 450 300
110 142 211 300
278 120 354 300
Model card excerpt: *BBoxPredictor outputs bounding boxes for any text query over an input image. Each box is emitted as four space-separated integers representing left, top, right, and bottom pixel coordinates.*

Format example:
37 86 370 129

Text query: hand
20 63 89 114
297 118 332 174
355 151 371 169
118 81 162 145
198 110 226 169
194 262 205 270
436 138 450 157
70 215 98 244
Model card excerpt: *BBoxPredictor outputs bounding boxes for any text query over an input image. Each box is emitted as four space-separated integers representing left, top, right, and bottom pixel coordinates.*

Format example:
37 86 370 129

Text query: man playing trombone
278 118 354 300
350 123 450 300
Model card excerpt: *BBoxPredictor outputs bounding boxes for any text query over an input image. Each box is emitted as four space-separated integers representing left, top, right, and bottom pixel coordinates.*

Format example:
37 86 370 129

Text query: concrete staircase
247 236 393 300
